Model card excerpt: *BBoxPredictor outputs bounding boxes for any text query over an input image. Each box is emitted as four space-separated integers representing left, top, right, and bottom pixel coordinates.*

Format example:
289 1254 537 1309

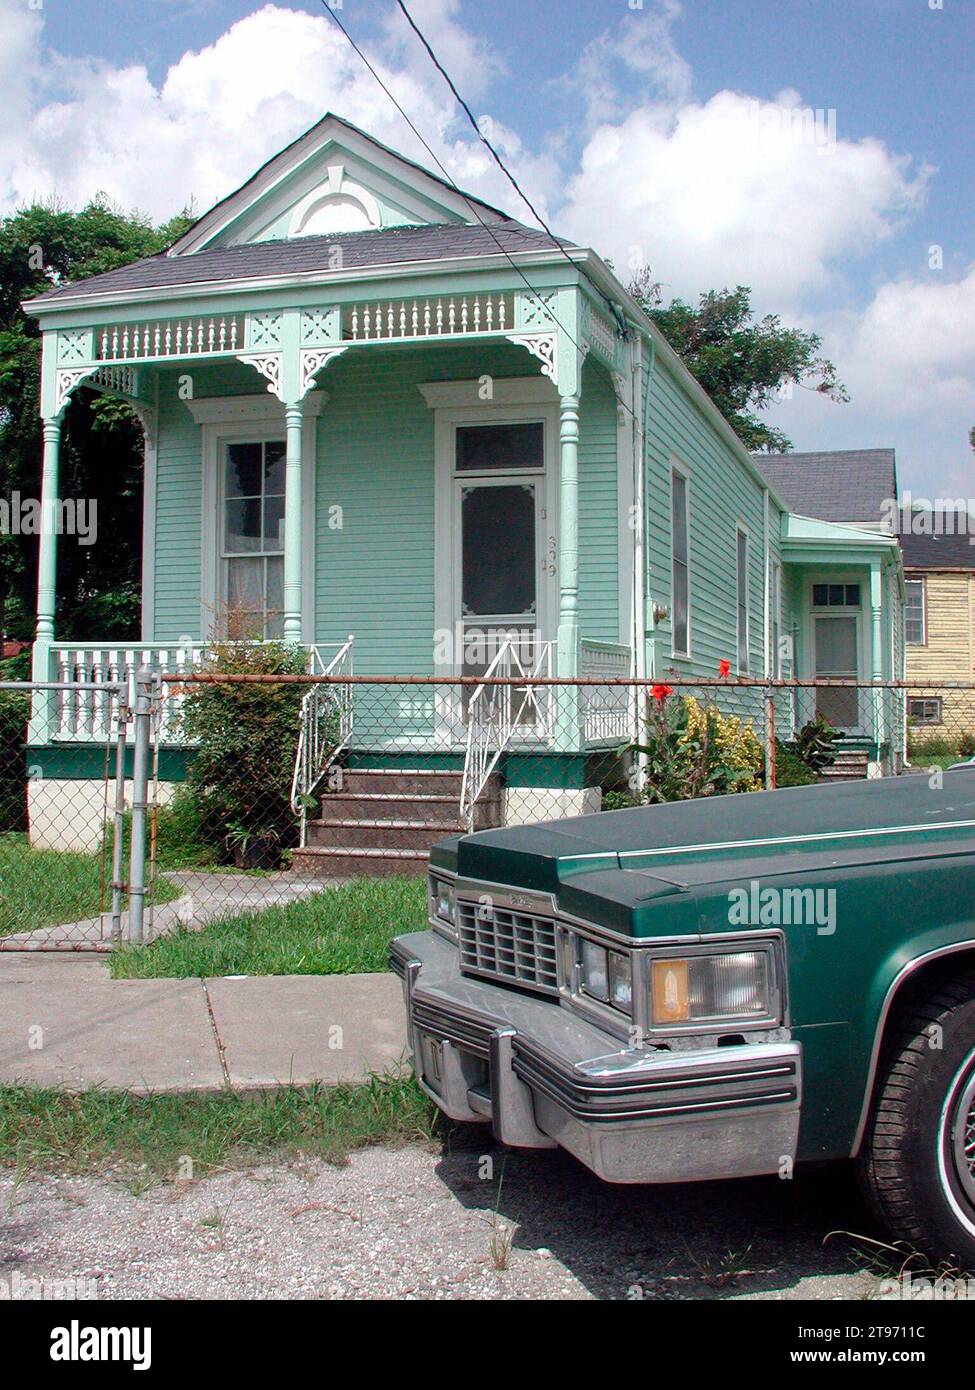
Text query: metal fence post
764 684 776 791
127 667 153 944
110 685 129 943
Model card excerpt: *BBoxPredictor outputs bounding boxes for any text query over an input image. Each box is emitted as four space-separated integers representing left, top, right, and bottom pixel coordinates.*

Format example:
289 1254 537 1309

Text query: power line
394 0 579 278
315 0 642 428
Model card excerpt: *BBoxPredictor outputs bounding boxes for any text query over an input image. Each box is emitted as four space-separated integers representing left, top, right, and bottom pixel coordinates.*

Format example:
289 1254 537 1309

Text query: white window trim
904 575 927 646
736 524 751 675
770 559 783 679
670 459 691 659
199 404 319 641
423 391 559 675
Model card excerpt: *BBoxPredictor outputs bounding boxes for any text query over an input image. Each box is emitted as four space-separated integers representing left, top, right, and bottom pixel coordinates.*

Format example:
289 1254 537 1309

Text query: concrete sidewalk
0 953 407 1093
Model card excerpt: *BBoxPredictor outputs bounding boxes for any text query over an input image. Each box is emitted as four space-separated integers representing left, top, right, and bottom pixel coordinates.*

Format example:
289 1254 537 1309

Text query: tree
0 196 192 643
628 269 848 453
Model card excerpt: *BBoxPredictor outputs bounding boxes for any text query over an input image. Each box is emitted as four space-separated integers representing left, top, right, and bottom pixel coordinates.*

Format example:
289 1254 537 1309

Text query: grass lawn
0 1075 441 1180
111 874 427 978
0 833 169 936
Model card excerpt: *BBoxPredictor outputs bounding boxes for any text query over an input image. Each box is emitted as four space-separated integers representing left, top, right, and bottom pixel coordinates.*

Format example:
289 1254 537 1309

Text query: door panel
814 615 859 729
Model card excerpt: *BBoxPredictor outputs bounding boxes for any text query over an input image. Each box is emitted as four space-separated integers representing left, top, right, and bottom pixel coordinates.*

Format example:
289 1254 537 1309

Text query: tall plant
176 642 308 863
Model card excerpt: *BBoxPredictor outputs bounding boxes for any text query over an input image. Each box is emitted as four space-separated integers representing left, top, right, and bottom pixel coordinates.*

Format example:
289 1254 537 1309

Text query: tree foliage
628 269 848 452
0 196 192 642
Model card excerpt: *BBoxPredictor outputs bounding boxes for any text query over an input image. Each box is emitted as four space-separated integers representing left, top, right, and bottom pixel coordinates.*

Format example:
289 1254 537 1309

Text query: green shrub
773 744 819 787
151 788 218 870
176 642 309 864
784 715 837 772
0 690 29 833
958 731 975 760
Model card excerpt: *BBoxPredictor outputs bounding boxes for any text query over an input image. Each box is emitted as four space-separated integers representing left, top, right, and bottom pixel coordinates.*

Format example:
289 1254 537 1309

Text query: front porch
780 514 906 773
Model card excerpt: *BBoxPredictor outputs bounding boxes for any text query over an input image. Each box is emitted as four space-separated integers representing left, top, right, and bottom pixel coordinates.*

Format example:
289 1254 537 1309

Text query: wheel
859 975 975 1268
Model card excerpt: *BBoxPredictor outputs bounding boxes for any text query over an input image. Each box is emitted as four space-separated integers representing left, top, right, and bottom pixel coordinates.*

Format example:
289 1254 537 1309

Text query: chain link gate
0 670 158 950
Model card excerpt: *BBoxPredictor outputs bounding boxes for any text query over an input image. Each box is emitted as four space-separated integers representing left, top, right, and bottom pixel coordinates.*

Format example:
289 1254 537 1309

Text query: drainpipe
763 489 771 679
639 333 655 680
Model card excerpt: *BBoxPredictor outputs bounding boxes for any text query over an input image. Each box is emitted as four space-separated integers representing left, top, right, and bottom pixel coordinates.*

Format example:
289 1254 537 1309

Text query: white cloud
1 0 967 494
555 2 692 132
557 89 930 310
0 0 545 223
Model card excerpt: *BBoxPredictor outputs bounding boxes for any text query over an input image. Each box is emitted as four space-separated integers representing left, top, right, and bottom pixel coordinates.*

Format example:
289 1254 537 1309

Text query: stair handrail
291 635 355 837
460 638 553 833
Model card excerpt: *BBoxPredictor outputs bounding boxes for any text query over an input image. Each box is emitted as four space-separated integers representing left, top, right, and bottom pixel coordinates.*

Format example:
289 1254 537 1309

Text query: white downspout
763 488 771 679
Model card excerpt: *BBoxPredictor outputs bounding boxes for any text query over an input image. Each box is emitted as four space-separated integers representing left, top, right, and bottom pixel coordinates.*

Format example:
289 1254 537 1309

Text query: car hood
431 770 975 936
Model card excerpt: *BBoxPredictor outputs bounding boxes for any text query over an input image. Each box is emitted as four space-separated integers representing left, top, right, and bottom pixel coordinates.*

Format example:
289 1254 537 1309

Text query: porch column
35 418 62 650
556 392 581 677
283 401 304 645
869 560 886 754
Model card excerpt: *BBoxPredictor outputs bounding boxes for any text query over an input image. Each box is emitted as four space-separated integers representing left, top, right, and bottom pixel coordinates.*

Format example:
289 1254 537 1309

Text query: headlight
430 876 455 928
576 938 632 1015
650 949 773 1028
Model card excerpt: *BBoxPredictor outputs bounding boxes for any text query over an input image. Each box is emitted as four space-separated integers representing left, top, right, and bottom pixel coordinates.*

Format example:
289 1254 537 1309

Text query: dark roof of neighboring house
901 518 975 570
27 220 574 306
751 448 897 525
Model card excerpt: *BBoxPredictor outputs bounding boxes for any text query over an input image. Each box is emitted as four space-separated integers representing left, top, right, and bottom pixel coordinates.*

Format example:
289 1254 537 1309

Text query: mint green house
23 115 905 855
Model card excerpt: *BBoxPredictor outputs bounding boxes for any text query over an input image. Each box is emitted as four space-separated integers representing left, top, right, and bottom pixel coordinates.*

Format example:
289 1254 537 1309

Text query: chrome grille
457 899 559 995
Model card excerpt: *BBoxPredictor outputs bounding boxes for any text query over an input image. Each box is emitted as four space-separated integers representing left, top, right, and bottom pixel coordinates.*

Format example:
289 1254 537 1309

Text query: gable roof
752 448 897 526
901 517 975 570
27 220 573 306
169 112 509 255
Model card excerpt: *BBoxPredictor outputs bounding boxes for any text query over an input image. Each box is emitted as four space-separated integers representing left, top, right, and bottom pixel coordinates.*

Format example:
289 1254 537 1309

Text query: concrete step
291 845 431 878
340 768 500 797
305 820 466 851
316 792 497 827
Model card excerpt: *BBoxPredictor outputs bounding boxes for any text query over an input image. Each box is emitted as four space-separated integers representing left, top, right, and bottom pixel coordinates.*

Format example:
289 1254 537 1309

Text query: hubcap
950 1069 975 1208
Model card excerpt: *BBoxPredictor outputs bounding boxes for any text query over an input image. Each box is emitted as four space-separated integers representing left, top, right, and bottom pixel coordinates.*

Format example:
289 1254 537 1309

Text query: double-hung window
736 527 750 674
222 440 286 639
904 577 926 645
671 468 690 655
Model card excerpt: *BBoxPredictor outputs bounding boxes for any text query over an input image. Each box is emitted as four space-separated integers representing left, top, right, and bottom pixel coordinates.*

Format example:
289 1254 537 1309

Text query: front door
814 614 860 730
444 417 554 739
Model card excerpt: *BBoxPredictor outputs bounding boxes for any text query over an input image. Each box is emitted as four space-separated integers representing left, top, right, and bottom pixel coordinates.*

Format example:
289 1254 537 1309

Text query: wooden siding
149 344 619 668
905 569 975 726
646 351 778 680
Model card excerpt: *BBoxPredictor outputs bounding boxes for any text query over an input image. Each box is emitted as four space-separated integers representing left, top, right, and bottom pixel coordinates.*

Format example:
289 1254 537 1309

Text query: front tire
859 976 975 1268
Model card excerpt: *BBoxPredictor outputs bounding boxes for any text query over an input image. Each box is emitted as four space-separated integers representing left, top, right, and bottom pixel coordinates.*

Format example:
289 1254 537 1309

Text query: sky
3 0 973 497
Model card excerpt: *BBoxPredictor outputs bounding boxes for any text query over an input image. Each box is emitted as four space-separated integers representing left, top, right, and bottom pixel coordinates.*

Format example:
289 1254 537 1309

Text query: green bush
176 642 309 864
0 690 29 833
151 788 218 870
773 744 819 787
958 731 975 760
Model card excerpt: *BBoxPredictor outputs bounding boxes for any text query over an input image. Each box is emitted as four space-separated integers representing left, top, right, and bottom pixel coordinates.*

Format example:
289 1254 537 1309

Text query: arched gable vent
288 164 382 237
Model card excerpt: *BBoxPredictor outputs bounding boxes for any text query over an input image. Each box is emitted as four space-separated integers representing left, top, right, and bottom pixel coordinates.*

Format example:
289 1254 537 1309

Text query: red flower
718 659 731 678
651 683 673 703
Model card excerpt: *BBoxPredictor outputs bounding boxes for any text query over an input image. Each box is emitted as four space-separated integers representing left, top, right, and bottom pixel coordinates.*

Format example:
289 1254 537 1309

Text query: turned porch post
282 401 304 645
556 392 581 679
869 559 886 757
34 417 62 651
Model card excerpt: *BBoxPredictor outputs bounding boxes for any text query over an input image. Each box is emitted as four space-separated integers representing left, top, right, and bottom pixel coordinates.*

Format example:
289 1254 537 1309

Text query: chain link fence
2 669 974 952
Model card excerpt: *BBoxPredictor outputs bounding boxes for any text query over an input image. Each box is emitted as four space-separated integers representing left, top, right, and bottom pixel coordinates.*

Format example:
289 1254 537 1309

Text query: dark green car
391 767 975 1264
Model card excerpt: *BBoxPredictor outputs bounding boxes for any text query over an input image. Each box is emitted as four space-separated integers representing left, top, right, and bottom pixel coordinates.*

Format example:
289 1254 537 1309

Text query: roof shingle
27 220 574 306
752 448 897 526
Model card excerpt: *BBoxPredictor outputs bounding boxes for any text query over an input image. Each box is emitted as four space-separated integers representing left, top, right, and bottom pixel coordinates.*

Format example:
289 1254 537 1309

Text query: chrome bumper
391 930 802 1184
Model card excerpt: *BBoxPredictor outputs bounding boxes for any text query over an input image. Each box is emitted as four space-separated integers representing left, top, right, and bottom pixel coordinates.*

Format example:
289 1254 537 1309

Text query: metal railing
460 639 555 832
291 636 355 835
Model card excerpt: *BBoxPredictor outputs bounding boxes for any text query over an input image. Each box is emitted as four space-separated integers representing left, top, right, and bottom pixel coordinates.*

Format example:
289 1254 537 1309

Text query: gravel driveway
1 1137 885 1300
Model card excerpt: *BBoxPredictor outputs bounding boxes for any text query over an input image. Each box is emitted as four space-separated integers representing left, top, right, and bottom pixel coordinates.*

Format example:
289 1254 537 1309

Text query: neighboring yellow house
901 518 975 739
